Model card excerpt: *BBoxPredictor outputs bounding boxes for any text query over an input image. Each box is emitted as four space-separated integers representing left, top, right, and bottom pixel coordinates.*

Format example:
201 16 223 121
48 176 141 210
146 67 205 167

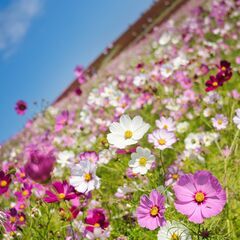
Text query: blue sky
0 0 153 143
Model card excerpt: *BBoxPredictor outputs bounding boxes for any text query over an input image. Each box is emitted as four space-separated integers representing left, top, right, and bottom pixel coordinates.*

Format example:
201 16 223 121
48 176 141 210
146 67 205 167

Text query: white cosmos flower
129 147 155 175
233 108 240 129
57 150 75 168
157 221 191 240
69 160 100 193
107 115 150 149
176 122 189 134
160 63 174 78
86 227 110 240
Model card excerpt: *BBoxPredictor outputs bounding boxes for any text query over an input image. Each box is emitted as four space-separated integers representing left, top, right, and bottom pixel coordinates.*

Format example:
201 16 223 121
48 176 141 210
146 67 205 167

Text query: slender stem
159 150 166 176
197 224 201 240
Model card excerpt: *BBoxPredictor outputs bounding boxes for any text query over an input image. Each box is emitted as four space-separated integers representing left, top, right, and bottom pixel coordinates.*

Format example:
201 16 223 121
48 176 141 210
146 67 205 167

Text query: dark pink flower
0 170 11 195
15 183 32 200
24 143 55 183
15 100 27 115
44 181 76 203
173 170 226 224
205 75 223 92
85 208 109 232
136 190 166 230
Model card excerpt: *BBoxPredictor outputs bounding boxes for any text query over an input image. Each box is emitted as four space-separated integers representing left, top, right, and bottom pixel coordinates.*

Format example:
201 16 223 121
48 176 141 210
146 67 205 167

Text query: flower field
1 0 240 239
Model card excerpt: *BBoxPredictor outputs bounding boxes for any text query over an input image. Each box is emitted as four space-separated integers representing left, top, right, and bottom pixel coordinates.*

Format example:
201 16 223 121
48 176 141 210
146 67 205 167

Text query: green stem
159 150 166 176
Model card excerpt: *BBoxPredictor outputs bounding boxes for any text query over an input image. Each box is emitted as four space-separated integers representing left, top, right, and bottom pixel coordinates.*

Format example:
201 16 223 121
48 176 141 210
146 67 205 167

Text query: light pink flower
211 114 228 130
148 129 176 150
173 171 226 224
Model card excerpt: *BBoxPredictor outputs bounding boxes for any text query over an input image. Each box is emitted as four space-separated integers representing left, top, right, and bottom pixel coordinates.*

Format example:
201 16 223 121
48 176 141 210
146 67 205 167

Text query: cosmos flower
157 221 191 240
15 100 27 115
205 75 223 92
75 65 86 84
233 109 240 129
107 115 150 149
165 165 183 186
148 129 176 150
85 208 109 233
173 170 226 224
0 171 11 195
15 183 32 200
129 147 155 175
216 60 232 82
211 114 228 130
44 181 76 203
79 151 99 164
24 143 56 183
156 116 176 132
57 150 75 168
55 110 75 132
136 190 166 230
69 160 100 193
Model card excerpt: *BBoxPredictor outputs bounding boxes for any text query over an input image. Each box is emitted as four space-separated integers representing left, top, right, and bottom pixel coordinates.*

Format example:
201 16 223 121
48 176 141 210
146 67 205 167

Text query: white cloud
0 0 42 58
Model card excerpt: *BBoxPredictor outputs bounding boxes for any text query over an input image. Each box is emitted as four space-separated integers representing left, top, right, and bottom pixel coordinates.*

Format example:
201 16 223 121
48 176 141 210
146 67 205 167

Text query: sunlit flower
44 181 76 203
157 221 191 240
174 170 226 224
107 115 150 149
148 129 176 150
136 190 166 230
129 147 155 175
70 160 100 193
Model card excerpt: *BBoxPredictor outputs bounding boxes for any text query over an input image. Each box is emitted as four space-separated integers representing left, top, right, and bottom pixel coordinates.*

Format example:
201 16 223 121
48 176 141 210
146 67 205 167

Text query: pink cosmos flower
79 151 99 164
173 170 226 224
0 170 11 195
156 116 176 132
15 183 32 200
165 165 184 186
136 190 166 230
55 110 75 132
148 129 176 150
15 100 27 115
44 181 76 203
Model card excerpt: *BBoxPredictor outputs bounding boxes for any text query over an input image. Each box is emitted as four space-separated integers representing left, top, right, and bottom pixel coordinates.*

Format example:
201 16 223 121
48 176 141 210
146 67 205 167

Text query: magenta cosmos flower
0 170 11 195
173 170 226 224
44 181 76 203
85 208 109 232
24 143 55 183
15 100 27 115
136 190 166 230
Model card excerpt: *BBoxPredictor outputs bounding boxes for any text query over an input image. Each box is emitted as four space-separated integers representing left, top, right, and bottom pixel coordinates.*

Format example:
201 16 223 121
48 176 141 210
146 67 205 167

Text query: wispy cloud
0 0 42 58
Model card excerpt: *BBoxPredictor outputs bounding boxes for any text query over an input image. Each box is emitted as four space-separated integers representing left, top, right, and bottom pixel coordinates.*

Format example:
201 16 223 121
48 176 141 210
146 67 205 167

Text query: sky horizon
0 0 154 143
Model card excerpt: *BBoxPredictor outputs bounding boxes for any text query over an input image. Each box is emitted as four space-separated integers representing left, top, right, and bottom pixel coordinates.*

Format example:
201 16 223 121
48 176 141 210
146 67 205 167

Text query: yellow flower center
19 216 25 222
150 206 159 216
84 173 92 182
22 190 29 196
171 233 180 240
58 193 66 199
10 216 16 223
124 130 133 139
172 173 179 180
0 180 7 187
20 204 25 209
195 192 205 203
212 81 218 87
163 124 168 129
94 223 100 227
20 172 26 178
158 138 166 145
217 119 223 125
139 157 147 166
221 66 226 71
